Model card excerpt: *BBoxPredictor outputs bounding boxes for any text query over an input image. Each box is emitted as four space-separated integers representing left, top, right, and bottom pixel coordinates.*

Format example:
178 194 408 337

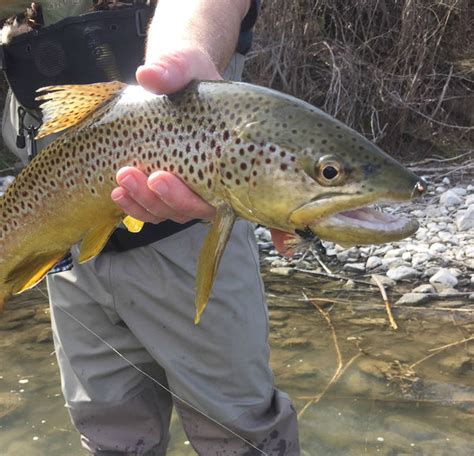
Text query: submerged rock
429 269 458 288
395 293 433 306
456 205 474 231
387 266 419 281
0 393 24 421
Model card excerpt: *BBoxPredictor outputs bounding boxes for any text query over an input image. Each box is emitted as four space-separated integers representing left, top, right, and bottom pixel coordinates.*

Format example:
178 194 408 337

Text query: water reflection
0 271 473 455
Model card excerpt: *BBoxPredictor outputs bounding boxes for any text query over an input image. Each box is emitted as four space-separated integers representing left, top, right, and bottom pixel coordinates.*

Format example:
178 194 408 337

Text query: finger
111 187 166 224
136 47 221 95
270 229 297 258
115 167 174 215
148 171 216 221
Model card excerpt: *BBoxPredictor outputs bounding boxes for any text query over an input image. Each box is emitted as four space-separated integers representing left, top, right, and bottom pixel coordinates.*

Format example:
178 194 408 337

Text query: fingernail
120 175 137 193
150 63 169 80
152 179 169 196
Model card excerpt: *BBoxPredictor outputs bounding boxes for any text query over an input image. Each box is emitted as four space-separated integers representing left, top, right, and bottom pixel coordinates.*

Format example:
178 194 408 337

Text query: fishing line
36 287 268 455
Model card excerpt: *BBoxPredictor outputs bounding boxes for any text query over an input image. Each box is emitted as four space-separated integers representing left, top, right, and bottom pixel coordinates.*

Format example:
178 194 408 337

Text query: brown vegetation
245 0 474 158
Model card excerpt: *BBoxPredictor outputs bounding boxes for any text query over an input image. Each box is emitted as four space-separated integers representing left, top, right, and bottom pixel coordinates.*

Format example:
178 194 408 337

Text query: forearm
145 0 250 72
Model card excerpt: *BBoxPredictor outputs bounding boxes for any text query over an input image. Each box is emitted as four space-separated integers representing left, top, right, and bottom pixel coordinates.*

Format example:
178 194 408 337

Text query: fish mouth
307 205 419 246
289 192 420 246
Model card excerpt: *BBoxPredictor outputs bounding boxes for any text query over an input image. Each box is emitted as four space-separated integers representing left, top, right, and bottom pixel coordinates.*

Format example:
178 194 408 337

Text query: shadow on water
0 270 473 455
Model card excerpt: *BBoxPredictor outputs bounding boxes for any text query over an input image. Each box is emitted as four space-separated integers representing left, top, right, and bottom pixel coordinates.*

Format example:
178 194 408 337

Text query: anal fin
79 220 119 263
123 216 144 233
6 250 69 294
195 204 236 324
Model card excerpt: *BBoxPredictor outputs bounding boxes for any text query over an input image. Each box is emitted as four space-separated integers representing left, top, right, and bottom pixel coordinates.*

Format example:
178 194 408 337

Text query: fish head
230 84 427 246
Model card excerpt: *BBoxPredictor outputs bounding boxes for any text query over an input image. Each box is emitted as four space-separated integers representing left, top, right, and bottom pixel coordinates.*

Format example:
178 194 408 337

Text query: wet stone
270 320 287 330
412 284 436 294
395 293 433 306
387 266 419 281
280 337 312 349
34 307 51 323
438 354 472 375
370 274 396 288
270 267 294 276
36 327 53 344
269 310 289 321
4 308 36 322
0 320 24 330
0 393 24 420
430 269 458 288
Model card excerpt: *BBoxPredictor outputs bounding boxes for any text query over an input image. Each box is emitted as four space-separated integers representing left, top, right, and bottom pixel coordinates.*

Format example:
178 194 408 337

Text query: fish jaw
308 206 419 245
288 189 422 246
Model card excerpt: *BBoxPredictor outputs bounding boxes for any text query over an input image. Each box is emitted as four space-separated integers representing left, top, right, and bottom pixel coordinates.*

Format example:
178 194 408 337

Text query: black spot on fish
362 163 376 178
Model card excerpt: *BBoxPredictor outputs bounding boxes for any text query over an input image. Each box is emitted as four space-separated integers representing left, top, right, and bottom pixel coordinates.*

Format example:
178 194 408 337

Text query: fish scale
0 80 426 321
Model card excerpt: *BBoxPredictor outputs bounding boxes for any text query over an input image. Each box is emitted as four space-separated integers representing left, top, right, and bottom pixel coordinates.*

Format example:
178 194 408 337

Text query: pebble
280 337 312 349
395 293 433 306
342 263 366 272
36 327 53 344
387 266 419 281
456 205 474 231
270 267 294 276
429 269 458 288
411 252 432 267
439 190 463 206
412 284 436 294
370 274 396 288
366 256 382 269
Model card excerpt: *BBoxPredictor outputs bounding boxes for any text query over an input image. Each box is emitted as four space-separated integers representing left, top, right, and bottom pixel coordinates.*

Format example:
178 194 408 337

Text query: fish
0 80 426 323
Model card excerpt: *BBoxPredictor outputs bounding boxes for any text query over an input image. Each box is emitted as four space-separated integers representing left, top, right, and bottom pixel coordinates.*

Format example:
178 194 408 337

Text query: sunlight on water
0 272 473 455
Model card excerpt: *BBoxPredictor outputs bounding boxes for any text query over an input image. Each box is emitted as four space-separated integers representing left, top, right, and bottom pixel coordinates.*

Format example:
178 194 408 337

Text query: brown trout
0 81 426 322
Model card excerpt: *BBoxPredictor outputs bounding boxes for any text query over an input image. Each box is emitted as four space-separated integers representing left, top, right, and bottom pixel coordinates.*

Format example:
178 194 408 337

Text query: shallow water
0 271 473 456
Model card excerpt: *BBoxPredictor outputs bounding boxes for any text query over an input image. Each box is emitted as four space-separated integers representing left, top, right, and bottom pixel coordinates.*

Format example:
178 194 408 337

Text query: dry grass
245 0 474 158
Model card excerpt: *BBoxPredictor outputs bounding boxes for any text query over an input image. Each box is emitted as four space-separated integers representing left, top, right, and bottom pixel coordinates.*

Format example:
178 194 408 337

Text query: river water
0 270 473 455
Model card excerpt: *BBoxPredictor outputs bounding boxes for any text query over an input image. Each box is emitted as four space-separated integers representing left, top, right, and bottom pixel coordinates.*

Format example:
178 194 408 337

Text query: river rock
36 326 53 343
395 293 433 306
34 307 51 323
384 248 405 258
438 354 472 375
429 242 447 254
4 308 36 322
440 190 463 206
456 205 474 231
255 227 271 242
370 274 396 288
429 269 458 288
387 266 418 281
0 320 24 330
411 252 432 267
451 187 467 196
366 256 382 269
437 288 461 298
270 267 294 276
412 284 436 294
0 393 24 420
438 231 459 245
343 262 366 272
280 337 312 349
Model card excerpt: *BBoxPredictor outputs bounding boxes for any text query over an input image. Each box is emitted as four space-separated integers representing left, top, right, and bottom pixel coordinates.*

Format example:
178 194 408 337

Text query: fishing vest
1 0 260 253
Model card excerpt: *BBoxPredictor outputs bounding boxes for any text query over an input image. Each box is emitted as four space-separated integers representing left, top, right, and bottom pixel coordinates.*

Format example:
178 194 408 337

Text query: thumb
136 47 222 95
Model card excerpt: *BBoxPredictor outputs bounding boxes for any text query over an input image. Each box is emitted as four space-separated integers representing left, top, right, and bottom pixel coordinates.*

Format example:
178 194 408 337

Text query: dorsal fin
35 81 127 139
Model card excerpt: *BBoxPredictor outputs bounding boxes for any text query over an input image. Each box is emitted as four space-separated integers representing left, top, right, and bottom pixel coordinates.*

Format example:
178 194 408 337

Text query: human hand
111 47 219 224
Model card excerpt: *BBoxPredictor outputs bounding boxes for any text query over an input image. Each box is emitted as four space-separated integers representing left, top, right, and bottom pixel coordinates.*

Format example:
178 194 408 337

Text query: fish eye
315 155 344 185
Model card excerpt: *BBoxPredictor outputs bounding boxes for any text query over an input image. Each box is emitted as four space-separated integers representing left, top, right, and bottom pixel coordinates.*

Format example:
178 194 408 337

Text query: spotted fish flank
0 81 426 322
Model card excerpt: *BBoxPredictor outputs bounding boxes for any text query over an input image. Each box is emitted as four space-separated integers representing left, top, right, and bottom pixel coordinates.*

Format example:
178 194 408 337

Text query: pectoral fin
123 216 144 233
79 220 119 263
195 204 236 324
6 250 69 294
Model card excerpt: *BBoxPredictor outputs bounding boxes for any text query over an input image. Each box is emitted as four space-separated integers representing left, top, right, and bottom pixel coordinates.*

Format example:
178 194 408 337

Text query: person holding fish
1 0 301 455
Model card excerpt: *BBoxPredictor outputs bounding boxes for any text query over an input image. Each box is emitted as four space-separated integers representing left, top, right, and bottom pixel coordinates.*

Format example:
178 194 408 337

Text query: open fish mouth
307 206 419 246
